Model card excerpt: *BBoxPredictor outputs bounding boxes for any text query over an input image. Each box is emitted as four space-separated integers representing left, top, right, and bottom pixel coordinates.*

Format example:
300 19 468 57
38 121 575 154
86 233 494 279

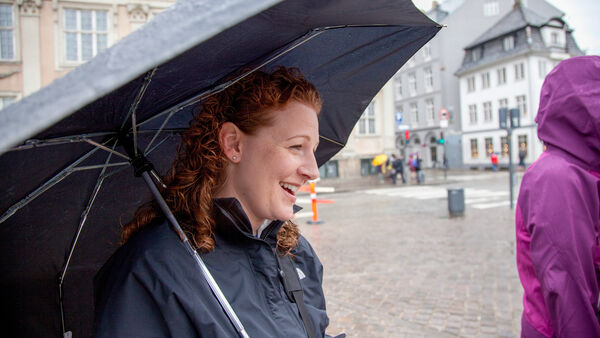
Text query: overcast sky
412 0 600 55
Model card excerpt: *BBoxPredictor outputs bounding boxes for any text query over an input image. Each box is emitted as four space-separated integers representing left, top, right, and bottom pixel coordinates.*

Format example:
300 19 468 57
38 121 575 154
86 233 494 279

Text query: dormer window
503 36 514 51
551 32 558 44
472 48 480 62
483 0 499 16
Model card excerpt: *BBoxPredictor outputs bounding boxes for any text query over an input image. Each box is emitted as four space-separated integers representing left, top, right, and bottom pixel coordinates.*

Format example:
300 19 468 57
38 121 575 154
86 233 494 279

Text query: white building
455 1 583 169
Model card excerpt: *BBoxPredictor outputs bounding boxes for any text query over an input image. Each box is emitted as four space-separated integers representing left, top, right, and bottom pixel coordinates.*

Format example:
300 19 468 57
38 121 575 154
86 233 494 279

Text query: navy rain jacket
94 198 331 337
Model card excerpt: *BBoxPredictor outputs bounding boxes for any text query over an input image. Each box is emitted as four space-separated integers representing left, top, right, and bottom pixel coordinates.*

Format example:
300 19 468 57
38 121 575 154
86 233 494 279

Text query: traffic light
439 132 445 144
404 130 410 143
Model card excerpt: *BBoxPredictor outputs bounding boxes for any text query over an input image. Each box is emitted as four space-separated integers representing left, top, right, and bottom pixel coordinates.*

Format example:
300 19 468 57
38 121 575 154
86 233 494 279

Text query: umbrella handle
141 172 249 338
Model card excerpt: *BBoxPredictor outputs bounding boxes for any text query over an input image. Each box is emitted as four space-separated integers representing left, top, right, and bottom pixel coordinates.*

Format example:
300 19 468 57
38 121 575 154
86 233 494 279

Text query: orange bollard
305 181 334 224
307 182 322 224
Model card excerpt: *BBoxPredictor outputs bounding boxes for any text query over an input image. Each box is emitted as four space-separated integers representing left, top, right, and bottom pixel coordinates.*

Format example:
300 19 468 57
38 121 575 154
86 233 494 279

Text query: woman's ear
219 122 242 162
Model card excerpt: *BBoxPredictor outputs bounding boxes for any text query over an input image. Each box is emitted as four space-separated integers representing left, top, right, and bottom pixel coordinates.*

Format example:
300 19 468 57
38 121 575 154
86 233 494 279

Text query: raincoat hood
535 55 600 171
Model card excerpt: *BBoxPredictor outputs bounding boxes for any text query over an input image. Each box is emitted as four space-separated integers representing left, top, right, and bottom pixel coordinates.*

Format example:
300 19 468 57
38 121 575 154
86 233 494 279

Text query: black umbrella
0 0 439 336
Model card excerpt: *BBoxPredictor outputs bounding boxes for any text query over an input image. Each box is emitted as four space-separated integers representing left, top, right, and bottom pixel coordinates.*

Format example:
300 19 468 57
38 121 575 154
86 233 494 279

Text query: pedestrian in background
515 56 600 337
389 154 405 184
490 151 498 171
415 153 424 184
518 144 527 169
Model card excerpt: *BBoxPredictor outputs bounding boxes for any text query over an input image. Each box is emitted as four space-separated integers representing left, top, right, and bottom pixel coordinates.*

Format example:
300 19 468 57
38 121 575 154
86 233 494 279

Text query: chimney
514 0 522 9
432 1 439 11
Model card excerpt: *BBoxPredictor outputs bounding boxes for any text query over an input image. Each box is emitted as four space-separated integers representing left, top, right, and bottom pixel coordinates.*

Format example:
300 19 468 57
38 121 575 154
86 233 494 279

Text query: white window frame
470 138 479 158
425 98 434 121
503 36 514 51
483 101 492 122
394 77 403 100
0 2 18 62
516 95 527 116
467 76 476 92
424 67 433 92
472 48 480 62
408 72 417 96
497 67 506 85
485 137 494 157
358 101 376 135
483 0 500 16
514 62 525 81
58 4 113 68
498 98 508 109
481 72 490 89
422 43 431 61
410 102 418 124
468 104 478 124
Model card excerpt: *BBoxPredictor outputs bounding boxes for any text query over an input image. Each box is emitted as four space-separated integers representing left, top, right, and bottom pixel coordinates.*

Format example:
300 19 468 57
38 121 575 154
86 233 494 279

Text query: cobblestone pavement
297 171 523 337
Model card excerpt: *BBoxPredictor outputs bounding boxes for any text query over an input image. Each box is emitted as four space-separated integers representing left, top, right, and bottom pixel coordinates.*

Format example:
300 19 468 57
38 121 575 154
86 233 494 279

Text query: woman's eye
290 145 303 150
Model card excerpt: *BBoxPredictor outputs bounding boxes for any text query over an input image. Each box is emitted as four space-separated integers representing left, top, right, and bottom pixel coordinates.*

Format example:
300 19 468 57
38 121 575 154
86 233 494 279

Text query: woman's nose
299 152 319 180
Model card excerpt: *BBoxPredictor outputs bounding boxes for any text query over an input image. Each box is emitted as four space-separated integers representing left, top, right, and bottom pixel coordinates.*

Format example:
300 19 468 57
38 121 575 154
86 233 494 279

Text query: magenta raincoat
516 55 600 337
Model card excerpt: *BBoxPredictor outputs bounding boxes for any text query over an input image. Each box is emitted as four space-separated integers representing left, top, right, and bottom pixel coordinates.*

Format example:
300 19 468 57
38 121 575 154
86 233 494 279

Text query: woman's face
226 100 320 231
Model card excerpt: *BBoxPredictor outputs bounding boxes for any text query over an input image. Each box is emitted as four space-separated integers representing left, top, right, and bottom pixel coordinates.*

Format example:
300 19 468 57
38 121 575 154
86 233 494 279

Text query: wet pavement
297 170 524 337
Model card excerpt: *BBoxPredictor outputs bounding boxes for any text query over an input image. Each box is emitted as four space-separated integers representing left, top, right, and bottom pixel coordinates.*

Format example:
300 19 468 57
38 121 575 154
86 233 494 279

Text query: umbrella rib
58 139 119 334
144 108 180 155
84 139 130 160
319 135 344 147
120 67 158 131
7 132 118 151
0 146 101 224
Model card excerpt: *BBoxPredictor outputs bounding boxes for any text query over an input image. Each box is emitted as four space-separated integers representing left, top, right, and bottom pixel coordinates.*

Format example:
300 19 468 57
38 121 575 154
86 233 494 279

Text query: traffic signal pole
499 108 520 209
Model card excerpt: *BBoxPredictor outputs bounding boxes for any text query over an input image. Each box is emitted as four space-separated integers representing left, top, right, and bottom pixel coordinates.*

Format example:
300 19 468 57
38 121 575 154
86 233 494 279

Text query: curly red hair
122 67 322 255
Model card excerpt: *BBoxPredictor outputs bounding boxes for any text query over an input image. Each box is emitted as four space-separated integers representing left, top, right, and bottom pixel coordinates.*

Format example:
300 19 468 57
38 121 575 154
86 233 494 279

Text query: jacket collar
212 198 302 242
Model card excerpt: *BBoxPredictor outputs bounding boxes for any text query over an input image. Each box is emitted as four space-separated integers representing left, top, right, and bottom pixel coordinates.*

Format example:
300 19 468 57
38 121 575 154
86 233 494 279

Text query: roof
465 3 558 49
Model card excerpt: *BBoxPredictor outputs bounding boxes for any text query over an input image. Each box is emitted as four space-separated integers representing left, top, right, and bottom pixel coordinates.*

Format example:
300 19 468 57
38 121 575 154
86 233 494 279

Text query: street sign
438 108 449 121
440 120 448 128
499 108 508 129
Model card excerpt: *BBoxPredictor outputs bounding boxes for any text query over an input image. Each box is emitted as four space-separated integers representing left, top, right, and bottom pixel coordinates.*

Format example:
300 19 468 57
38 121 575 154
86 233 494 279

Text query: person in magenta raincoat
516 55 600 337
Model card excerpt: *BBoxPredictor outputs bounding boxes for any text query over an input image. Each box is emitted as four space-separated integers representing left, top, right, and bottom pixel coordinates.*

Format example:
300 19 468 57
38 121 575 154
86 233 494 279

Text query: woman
94 67 335 337
516 56 600 337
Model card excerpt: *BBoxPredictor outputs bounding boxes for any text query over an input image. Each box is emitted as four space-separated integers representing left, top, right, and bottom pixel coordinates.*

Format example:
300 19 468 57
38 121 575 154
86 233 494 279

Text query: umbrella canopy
0 0 440 336
372 154 388 166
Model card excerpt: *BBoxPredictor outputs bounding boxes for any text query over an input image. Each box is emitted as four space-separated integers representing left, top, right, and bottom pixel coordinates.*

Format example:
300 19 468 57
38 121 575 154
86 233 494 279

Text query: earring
232 156 237 160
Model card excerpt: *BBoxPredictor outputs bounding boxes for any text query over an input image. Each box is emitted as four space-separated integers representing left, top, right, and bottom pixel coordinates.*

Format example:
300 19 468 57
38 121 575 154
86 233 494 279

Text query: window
497 67 506 85
516 95 527 117
318 160 339 178
468 104 478 124
64 8 108 62
551 32 558 45
483 0 500 16
518 135 528 157
408 72 417 96
467 76 476 92
485 137 494 157
472 48 480 62
481 72 490 89
470 139 479 158
361 159 378 176
483 101 492 122
410 102 419 123
538 60 547 78
503 36 514 51
501 136 509 157
0 95 16 109
498 98 508 109
422 43 431 60
424 67 433 91
394 77 402 99
0 3 14 60
514 62 525 80
425 98 434 121
358 101 376 135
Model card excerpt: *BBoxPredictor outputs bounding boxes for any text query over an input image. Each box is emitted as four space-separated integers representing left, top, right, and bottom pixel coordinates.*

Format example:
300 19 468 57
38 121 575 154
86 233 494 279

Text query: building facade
456 1 582 169
393 0 564 169
0 0 174 107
